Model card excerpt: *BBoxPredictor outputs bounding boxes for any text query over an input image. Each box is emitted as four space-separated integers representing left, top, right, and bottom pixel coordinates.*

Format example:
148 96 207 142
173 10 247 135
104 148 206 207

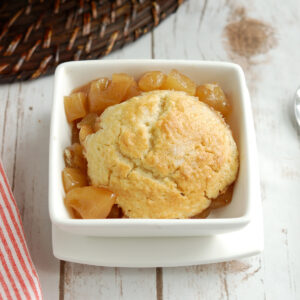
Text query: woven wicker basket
0 0 184 83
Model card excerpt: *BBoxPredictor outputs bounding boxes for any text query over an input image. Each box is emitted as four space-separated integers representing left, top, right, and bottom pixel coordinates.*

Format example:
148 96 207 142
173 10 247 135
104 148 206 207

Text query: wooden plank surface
0 0 300 299
0 78 61 300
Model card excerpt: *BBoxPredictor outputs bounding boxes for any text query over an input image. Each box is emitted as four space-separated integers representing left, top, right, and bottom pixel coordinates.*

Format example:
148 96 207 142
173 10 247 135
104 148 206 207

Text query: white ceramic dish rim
49 59 255 234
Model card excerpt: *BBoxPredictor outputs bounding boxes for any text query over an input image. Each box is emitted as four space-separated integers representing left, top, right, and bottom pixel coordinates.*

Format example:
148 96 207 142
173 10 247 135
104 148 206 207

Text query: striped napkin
0 160 42 300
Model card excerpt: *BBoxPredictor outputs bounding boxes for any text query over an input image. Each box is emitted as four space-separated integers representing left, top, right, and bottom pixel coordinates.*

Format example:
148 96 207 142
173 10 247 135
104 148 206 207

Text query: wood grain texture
0 0 300 299
162 257 264 300
63 265 156 300
0 83 20 185
0 77 60 300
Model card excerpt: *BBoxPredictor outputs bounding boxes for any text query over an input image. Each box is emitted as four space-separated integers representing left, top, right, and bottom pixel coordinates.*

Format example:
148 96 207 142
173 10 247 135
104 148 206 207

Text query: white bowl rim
49 59 257 233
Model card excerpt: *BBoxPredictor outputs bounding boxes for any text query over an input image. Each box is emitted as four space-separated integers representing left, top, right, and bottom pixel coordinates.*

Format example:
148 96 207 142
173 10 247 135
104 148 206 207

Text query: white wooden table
1 0 300 299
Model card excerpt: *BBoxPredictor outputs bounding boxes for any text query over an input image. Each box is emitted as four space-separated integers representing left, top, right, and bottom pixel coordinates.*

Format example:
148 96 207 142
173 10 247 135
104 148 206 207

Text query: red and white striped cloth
0 160 42 300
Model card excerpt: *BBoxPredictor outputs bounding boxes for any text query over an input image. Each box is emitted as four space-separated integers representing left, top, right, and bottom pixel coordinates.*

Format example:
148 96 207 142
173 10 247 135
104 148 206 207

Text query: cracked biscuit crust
84 90 239 218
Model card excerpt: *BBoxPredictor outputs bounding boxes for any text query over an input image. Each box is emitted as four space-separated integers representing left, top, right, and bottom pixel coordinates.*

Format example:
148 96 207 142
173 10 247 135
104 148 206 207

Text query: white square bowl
49 59 258 237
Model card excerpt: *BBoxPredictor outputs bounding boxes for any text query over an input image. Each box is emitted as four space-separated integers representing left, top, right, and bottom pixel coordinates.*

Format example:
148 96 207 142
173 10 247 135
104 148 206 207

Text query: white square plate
49 60 258 237
52 172 262 267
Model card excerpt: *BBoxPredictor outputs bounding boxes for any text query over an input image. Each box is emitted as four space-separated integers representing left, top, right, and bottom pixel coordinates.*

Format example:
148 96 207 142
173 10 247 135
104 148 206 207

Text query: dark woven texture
0 0 184 83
